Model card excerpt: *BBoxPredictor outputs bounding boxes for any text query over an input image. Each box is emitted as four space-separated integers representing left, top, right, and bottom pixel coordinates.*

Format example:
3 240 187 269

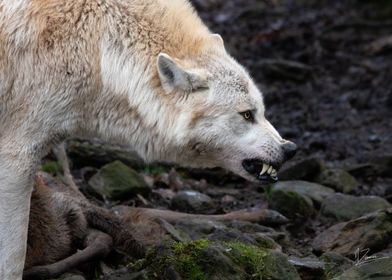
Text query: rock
268 181 335 218
171 191 215 214
321 193 391 221
314 168 359 193
288 256 326 280
268 188 315 219
88 161 150 200
174 218 227 240
208 228 258 245
320 252 354 279
262 251 302 280
67 139 144 169
335 256 392 280
312 209 392 257
278 158 324 181
131 240 301 280
252 233 282 250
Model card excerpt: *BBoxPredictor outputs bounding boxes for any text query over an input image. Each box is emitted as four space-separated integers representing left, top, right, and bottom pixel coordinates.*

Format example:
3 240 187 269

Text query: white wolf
0 0 297 278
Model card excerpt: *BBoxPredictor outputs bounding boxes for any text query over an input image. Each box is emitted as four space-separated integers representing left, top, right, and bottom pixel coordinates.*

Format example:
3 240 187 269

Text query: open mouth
242 159 279 184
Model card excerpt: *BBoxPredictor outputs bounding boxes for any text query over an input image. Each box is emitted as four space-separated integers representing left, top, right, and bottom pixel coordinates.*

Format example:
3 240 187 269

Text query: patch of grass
132 241 210 280
143 165 167 176
40 161 63 175
224 242 268 278
170 240 210 280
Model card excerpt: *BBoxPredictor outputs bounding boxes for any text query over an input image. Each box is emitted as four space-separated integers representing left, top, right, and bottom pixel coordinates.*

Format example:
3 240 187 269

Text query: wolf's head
155 34 297 183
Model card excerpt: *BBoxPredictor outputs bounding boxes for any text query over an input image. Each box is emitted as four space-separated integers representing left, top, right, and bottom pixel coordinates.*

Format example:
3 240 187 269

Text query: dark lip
242 159 279 184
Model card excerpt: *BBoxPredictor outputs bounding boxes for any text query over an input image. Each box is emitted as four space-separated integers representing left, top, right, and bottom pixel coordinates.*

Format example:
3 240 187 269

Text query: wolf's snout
281 140 297 160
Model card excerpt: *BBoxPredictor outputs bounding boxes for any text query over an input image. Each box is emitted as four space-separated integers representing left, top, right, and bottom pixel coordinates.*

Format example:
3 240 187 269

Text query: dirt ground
195 0 392 166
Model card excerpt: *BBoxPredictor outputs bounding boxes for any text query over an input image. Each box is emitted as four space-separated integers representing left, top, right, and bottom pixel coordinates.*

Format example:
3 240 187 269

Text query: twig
53 142 84 198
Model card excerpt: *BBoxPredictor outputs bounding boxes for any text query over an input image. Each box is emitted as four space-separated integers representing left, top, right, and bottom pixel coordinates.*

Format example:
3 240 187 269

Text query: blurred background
192 0 392 166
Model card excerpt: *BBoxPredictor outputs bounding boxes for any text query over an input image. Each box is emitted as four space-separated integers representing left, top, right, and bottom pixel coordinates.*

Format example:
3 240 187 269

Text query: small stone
321 193 391 221
314 168 359 193
221 194 236 204
312 209 392 257
278 158 324 181
288 256 326 280
88 161 150 200
171 191 215 214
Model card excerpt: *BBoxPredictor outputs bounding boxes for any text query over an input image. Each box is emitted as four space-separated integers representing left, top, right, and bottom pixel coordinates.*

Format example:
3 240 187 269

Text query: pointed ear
157 53 209 94
211 33 224 46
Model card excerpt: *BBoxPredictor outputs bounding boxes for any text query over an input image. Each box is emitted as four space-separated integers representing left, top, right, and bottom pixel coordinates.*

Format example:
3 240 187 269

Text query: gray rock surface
171 191 216 214
272 180 335 206
312 209 392 257
321 193 391 221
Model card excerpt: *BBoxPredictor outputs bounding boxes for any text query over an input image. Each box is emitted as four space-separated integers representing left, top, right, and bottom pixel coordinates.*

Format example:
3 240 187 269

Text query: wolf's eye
240 110 254 122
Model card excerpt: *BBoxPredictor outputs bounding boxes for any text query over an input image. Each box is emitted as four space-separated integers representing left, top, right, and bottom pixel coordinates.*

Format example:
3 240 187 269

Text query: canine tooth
260 164 269 175
267 166 273 174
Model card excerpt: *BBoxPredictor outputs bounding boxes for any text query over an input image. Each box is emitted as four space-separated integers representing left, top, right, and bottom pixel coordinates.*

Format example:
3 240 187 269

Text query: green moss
225 242 268 278
143 165 167 176
170 240 210 280
131 240 300 280
40 161 63 175
132 241 210 280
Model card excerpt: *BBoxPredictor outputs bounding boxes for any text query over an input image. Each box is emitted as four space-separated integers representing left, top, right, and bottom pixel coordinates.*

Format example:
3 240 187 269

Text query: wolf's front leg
0 159 35 280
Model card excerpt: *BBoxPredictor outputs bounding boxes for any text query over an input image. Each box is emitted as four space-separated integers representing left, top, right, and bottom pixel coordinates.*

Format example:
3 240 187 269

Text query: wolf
0 0 297 278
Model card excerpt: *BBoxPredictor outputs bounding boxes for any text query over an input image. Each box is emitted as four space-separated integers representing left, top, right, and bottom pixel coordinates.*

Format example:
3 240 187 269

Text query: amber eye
240 110 254 122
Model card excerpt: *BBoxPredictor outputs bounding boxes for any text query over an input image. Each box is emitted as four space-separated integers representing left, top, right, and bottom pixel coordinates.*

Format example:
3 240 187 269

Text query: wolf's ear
211 33 224 47
157 53 209 94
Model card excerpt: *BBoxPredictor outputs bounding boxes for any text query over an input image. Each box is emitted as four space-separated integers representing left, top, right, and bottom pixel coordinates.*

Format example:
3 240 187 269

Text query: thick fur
0 0 291 278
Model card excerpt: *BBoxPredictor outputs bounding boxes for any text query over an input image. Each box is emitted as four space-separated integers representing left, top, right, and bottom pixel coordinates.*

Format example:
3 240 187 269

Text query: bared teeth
260 164 269 175
260 164 278 178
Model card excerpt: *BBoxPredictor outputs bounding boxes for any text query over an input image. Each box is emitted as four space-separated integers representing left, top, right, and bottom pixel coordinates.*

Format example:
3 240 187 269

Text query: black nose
282 141 297 160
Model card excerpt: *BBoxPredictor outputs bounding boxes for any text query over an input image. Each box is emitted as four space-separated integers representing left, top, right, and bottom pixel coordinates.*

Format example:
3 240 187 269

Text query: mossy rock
131 240 300 280
268 189 315 219
88 160 150 200
314 168 359 193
